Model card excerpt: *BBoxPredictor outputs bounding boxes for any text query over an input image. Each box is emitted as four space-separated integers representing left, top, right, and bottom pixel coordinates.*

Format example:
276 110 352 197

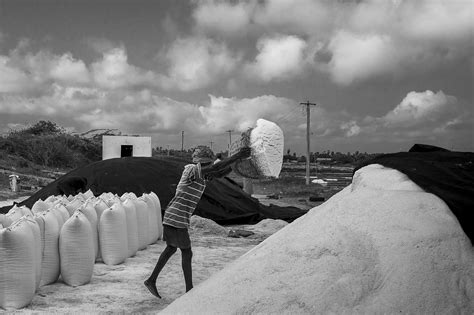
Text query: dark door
121 145 133 157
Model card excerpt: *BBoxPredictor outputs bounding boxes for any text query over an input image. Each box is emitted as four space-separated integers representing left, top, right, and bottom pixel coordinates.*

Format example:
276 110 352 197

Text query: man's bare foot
144 279 161 298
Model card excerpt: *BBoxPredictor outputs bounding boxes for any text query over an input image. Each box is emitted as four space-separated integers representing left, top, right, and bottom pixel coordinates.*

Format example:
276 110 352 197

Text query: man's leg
145 245 177 298
181 248 193 292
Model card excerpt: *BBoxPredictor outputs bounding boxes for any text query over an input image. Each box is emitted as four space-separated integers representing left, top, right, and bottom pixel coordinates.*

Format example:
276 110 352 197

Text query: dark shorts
163 224 191 249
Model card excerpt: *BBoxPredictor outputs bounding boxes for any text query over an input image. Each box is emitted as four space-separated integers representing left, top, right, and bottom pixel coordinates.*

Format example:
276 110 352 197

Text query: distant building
102 135 152 160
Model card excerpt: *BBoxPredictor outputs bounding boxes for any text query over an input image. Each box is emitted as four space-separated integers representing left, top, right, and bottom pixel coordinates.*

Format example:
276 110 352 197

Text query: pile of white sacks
0 190 162 310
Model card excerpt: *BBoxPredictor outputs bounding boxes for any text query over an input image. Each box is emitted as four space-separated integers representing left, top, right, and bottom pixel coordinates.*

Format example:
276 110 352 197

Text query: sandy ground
1 196 284 314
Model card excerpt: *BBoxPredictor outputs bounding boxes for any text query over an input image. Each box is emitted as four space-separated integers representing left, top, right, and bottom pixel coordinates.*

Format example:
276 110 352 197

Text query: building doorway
121 145 133 157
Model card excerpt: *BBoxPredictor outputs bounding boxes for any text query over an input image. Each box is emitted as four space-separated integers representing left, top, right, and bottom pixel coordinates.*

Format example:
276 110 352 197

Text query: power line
300 101 317 185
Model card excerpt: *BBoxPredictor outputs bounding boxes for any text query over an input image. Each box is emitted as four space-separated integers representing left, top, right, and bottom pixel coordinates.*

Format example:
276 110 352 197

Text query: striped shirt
162 163 206 229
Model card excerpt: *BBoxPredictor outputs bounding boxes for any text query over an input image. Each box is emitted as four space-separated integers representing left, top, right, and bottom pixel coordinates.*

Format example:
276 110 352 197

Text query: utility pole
300 101 317 185
225 130 234 151
181 131 184 152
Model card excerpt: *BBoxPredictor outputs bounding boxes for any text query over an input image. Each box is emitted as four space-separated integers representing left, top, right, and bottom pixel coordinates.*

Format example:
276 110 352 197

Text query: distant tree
23 120 64 135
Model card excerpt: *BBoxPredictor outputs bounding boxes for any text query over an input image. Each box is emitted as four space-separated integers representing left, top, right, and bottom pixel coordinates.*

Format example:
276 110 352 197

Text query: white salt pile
163 164 474 314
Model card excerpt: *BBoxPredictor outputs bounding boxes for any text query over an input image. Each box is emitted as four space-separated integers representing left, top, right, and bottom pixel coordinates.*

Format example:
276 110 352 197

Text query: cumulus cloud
49 53 90 85
189 0 474 86
380 90 458 128
244 35 308 82
338 90 468 143
253 0 335 36
0 56 31 93
91 47 156 89
0 44 91 93
192 1 253 37
158 36 240 91
323 31 398 85
198 94 296 134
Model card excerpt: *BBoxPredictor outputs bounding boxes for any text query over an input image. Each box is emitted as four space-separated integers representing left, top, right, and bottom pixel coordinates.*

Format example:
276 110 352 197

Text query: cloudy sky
0 0 472 154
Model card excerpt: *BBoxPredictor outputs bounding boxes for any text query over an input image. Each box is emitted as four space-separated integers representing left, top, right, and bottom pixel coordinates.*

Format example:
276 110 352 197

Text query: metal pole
306 104 310 185
300 101 317 185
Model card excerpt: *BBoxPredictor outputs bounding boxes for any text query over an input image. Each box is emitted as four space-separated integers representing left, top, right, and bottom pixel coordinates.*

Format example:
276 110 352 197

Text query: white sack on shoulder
60 211 94 287
249 119 284 178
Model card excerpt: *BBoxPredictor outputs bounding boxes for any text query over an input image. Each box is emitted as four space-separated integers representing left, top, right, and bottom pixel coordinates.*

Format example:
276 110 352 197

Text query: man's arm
202 147 251 179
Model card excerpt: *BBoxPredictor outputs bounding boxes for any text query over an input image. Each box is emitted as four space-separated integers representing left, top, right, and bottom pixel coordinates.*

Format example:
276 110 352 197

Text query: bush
0 121 102 169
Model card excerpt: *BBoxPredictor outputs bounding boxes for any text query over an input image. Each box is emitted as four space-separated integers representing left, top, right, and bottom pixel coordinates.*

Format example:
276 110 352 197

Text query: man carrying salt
144 145 251 298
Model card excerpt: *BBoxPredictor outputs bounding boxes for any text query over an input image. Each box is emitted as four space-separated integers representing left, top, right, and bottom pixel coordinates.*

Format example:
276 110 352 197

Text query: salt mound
250 218 288 234
163 165 474 314
190 215 228 236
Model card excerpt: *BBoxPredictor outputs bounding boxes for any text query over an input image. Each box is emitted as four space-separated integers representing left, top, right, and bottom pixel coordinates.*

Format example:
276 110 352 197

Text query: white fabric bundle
51 203 70 229
78 201 99 260
31 200 51 214
23 217 42 291
0 214 13 228
59 211 94 287
122 198 139 258
44 195 57 204
0 218 36 310
64 197 84 216
94 198 109 223
33 213 46 277
6 205 30 222
149 191 163 239
141 195 159 245
99 203 128 265
93 198 109 261
83 189 95 199
37 210 61 286
133 198 149 250
248 119 284 178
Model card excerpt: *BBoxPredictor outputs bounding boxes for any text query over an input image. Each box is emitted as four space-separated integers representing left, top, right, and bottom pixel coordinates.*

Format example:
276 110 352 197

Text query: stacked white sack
149 192 163 239
64 197 84 216
99 202 128 265
122 198 139 257
79 200 99 260
93 198 109 261
163 164 474 314
141 195 159 244
36 210 61 286
134 197 150 250
0 218 37 310
23 217 42 291
59 211 94 287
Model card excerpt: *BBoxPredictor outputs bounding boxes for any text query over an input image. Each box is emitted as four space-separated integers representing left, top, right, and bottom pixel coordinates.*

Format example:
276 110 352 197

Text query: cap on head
192 146 215 164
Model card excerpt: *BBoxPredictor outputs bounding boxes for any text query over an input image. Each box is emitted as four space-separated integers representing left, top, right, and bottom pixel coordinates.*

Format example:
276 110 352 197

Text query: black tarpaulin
1 157 306 224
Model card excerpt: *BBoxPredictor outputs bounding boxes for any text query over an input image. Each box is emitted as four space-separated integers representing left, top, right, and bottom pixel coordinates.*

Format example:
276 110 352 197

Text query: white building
102 135 152 160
